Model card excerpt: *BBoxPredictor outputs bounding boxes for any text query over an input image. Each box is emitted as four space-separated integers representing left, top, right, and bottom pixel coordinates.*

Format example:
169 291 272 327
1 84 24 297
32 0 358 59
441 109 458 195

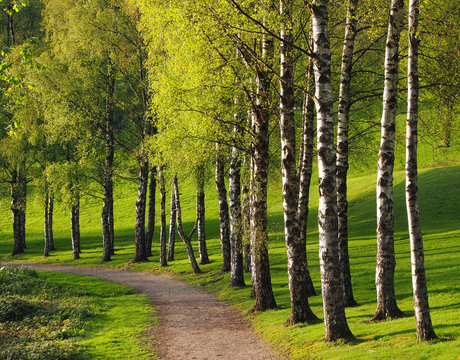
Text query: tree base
344 298 358 307
229 280 245 288
372 306 405 321
324 332 355 343
417 328 437 342
284 311 320 326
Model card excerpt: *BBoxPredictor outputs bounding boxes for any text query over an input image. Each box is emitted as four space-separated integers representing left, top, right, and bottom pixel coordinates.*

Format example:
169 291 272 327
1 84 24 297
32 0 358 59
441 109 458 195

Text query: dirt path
1 262 280 360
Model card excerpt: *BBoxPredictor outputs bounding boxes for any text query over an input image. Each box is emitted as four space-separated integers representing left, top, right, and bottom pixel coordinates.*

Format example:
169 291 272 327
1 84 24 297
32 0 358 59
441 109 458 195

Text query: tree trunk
242 181 252 273
159 167 168 267
102 55 115 262
11 169 24 255
48 192 55 251
373 0 404 321
109 186 114 255
71 192 81 260
101 202 111 261
406 0 437 341
196 168 210 265
280 0 318 325
133 157 149 262
43 184 50 257
310 0 354 341
298 57 316 297
229 141 245 287
173 176 201 274
336 0 359 308
19 167 26 250
215 149 231 272
167 186 176 261
242 119 252 274
134 105 151 262
250 28 277 312
146 166 157 257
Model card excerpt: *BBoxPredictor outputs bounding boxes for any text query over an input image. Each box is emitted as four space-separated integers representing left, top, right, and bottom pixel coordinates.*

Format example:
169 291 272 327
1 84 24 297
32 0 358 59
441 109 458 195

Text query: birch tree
159 166 167 267
215 147 231 272
174 176 201 274
146 167 157 257
405 0 437 341
374 0 404 321
167 184 176 261
336 0 359 307
196 164 210 265
297 56 316 297
229 136 245 287
280 0 318 324
310 0 354 341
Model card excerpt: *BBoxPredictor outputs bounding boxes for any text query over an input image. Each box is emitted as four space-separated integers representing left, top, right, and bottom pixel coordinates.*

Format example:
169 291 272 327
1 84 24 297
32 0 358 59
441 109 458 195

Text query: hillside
0 164 459 359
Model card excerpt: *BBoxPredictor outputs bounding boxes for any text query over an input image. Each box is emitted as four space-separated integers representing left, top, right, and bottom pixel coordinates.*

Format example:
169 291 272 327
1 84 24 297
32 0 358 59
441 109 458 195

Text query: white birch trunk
374 0 404 321
281 0 317 325
310 0 354 341
336 0 359 308
405 0 437 341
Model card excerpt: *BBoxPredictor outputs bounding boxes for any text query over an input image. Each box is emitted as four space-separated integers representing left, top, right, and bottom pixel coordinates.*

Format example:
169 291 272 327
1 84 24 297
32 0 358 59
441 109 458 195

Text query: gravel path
1 262 280 360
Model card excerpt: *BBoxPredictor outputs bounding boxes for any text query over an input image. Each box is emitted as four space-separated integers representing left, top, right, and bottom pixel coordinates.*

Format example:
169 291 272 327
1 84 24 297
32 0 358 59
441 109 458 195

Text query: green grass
0 157 459 358
0 267 156 359
38 271 157 360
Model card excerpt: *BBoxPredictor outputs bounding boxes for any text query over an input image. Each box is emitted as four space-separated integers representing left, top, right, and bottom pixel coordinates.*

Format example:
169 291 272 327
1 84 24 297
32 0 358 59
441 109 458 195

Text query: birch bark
134 109 151 262
405 0 437 341
43 184 50 257
146 167 157 257
102 55 115 262
297 47 316 298
310 0 354 341
196 166 210 265
174 176 201 274
281 0 317 324
250 28 277 312
133 156 149 262
215 149 231 272
19 166 26 251
159 167 168 267
71 191 81 260
336 0 359 308
229 139 245 287
11 169 24 255
48 193 55 250
167 186 176 262
374 0 404 321
242 113 252 274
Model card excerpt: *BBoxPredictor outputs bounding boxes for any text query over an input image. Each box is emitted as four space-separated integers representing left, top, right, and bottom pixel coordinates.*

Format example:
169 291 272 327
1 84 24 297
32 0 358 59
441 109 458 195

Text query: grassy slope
0 159 459 359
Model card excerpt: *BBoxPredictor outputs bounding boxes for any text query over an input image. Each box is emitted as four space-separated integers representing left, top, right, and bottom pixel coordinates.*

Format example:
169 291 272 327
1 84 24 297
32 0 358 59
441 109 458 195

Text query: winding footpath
1 262 279 360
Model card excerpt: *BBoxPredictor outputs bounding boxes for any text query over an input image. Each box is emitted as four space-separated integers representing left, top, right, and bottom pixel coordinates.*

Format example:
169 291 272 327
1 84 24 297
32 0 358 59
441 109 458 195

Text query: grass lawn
0 266 156 359
39 271 157 360
0 160 459 359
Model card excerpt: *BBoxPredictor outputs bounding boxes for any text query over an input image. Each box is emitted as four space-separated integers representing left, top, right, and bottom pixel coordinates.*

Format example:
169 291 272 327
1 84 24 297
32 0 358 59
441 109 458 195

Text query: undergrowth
0 266 93 360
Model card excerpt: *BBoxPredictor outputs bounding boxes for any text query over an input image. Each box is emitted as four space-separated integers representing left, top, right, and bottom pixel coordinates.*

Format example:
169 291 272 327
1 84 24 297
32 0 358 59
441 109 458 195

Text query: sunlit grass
36 271 157 360
0 159 458 359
